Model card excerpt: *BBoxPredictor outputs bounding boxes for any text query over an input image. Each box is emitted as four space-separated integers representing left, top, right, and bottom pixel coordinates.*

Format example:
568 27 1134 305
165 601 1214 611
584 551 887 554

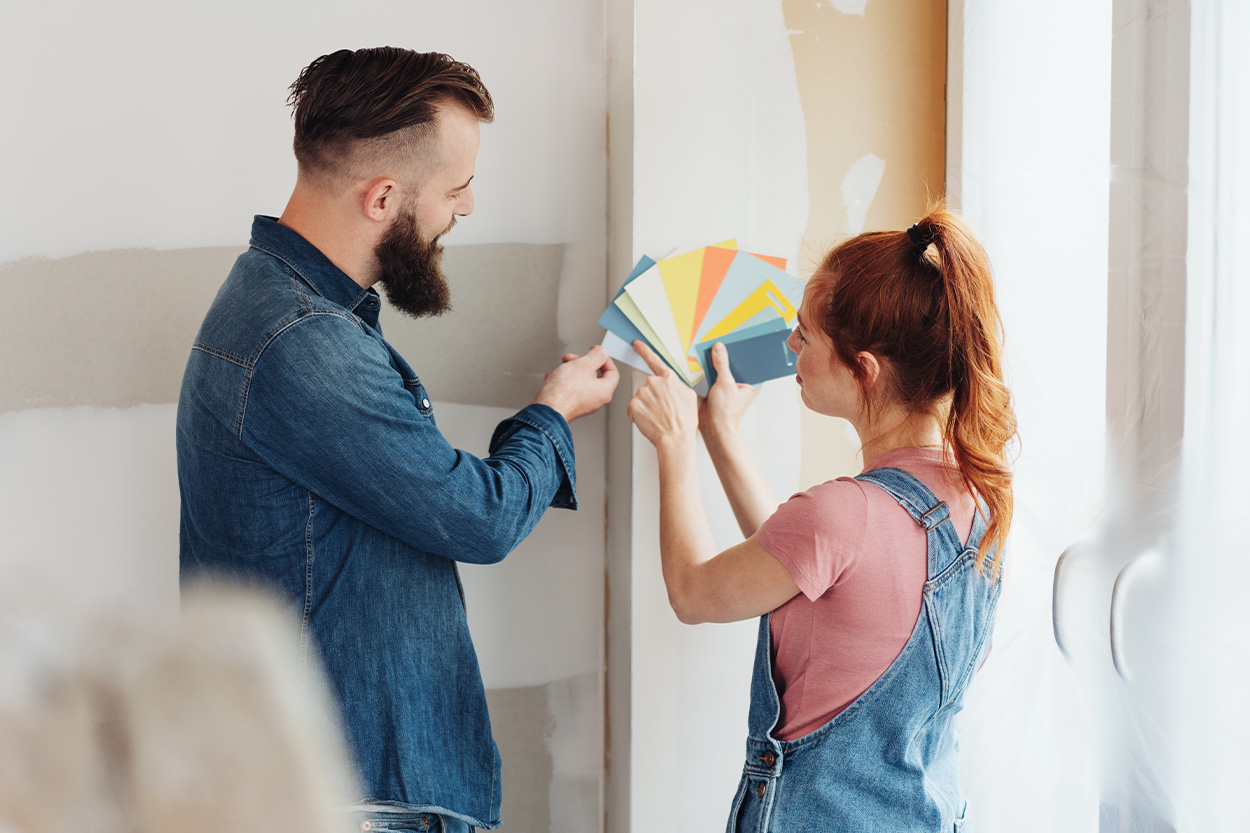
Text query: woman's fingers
708 342 736 386
628 360 698 445
632 339 673 377
698 342 760 434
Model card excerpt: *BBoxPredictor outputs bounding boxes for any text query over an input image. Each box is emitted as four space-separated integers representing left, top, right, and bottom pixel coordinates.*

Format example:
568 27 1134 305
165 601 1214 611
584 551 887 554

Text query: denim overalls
728 467 1001 832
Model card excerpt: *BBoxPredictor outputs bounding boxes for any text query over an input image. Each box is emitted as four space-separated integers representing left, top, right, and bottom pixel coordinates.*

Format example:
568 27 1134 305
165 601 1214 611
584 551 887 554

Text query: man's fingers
631 340 672 377
561 345 601 370
709 342 737 385
596 350 621 388
585 344 614 372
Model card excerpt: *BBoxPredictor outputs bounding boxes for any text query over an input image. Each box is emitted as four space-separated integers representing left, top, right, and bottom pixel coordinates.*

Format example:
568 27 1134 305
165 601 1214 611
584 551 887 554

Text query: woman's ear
856 351 882 389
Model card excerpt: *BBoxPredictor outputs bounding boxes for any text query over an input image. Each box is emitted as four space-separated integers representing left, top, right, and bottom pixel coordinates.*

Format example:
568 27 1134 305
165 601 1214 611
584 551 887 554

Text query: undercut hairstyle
808 204 1018 575
287 47 494 186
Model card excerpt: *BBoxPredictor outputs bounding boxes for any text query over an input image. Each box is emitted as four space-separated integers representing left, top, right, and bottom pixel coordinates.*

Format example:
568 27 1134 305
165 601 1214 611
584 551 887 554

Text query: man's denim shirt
177 216 577 828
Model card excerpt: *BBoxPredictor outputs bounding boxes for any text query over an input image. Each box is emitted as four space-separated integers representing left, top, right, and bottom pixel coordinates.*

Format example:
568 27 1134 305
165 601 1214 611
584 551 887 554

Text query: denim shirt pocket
383 342 434 420
406 378 434 419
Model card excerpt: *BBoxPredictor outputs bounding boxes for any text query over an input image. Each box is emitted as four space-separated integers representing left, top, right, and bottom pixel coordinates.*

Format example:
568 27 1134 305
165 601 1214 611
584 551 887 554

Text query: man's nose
456 186 474 217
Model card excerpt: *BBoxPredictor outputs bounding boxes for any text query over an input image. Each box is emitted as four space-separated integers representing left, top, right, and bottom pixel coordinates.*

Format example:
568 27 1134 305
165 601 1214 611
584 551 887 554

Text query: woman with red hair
629 205 1017 831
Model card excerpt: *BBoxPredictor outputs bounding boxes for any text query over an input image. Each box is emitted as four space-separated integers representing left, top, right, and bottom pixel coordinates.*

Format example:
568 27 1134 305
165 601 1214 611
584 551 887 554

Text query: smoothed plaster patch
0 242 565 414
841 153 887 235
486 672 599 833
486 683 553 833
381 243 566 410
832 0 868 15
0 247 241 412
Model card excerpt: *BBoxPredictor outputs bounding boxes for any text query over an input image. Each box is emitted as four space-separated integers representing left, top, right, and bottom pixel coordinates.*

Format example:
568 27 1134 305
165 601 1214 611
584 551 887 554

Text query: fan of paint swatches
598 240 804 393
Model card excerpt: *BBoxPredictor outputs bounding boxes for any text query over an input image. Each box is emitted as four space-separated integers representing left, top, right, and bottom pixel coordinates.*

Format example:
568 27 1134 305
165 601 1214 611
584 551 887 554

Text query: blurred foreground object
0 579 358 833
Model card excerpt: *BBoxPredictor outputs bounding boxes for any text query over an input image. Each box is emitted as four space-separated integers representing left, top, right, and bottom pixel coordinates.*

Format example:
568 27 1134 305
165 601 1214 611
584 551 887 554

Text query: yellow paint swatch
701 280 797 342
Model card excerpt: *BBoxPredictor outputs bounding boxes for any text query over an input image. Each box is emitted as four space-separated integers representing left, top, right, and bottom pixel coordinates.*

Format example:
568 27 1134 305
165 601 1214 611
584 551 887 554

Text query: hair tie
907 223 931 252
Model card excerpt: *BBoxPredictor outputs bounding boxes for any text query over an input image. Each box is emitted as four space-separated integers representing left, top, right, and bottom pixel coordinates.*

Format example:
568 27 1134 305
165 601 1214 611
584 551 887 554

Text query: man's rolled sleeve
489 404 577 510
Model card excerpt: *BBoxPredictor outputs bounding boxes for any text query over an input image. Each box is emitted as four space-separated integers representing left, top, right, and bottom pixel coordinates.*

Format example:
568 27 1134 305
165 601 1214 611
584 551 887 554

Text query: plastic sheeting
952 1 1249 830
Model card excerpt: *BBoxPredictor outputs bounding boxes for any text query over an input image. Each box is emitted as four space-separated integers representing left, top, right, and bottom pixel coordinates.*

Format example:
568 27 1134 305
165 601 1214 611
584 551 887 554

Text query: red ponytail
808 204 1017 574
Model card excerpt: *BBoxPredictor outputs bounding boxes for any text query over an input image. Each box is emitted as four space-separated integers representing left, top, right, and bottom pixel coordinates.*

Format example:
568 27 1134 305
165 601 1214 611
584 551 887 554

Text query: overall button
755 783 767 798
759 751 776 766
421 398 430 409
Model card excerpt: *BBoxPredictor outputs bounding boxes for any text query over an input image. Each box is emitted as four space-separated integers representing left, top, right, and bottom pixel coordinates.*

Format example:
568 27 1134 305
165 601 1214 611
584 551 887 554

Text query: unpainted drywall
783 0 947 488
0 243 567 414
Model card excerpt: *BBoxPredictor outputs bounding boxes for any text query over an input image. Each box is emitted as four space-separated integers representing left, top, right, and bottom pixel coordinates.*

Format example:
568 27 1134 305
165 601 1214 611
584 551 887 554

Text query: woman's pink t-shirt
754 447 977 741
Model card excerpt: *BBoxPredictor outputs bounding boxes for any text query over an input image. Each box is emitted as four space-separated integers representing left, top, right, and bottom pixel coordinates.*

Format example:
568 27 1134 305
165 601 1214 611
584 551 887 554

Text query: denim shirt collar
248 215 378 316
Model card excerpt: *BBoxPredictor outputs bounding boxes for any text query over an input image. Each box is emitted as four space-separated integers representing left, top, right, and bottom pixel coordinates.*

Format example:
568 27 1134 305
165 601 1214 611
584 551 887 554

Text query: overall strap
855 467 966 575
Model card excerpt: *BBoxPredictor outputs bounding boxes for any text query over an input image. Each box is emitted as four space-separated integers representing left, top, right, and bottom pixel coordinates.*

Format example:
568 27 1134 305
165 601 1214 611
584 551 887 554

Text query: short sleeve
756 478 869 602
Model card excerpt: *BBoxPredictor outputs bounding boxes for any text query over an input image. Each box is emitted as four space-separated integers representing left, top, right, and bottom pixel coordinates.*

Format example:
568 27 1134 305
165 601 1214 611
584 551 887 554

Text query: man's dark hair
287 47 494 182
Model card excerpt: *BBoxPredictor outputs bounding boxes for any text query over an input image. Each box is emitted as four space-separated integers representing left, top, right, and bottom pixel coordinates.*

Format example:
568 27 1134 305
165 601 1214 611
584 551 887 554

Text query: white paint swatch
841 153 886 235
601 330 651 374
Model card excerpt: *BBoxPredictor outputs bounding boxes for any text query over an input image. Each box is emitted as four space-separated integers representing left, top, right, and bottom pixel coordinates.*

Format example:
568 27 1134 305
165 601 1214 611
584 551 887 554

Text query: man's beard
374 208 455 319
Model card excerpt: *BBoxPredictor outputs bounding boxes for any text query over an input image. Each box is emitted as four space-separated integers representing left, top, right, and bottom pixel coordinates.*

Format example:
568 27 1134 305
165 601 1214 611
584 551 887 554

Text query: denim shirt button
421 398 430 409
755 782 767 798
361 823 371 831
760 751 776 766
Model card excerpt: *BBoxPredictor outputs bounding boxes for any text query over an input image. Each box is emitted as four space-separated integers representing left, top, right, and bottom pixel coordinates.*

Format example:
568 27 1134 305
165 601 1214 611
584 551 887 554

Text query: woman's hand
698 342 759 439
628 341 698 449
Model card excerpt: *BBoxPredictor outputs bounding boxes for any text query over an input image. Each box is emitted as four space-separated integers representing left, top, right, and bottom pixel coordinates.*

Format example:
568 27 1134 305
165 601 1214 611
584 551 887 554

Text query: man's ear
361 177 399 224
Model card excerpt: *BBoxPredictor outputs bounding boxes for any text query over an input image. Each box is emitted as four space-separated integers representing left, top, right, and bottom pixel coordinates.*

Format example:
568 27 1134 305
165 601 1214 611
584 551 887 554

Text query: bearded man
176 48 618 832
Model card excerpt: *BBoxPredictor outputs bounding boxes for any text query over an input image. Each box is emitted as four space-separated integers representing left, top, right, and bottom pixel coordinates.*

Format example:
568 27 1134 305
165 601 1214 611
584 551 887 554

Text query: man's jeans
351 810 474 833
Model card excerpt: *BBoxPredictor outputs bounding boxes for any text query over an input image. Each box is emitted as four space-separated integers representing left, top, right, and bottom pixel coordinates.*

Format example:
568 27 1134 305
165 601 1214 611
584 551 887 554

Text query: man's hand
531 345 620 422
